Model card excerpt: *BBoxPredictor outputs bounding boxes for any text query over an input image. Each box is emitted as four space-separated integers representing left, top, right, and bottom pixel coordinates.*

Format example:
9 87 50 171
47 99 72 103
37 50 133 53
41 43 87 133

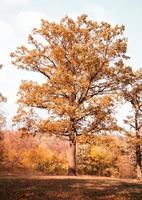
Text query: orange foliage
1 131 68 175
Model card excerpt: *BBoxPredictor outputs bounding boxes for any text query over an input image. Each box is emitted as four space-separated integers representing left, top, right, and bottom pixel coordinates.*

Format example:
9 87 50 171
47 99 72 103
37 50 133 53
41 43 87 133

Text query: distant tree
2 131 67 174
11 15 129 175
77 134 127 177
0 65 6 104
123 69 142 179
0 64 6 169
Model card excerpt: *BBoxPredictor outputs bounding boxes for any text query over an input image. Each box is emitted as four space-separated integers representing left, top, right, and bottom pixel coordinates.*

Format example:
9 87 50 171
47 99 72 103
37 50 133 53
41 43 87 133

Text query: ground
0 175 142 200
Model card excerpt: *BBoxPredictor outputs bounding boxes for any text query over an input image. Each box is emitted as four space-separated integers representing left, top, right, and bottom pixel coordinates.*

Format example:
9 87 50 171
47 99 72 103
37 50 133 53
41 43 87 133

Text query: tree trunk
135 112 142 180
136 164 142 180
136 142 142 179
67 140 76 176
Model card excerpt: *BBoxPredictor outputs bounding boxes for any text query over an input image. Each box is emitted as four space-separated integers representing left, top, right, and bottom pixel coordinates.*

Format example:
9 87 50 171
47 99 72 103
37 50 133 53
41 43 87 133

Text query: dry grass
0 175 142 200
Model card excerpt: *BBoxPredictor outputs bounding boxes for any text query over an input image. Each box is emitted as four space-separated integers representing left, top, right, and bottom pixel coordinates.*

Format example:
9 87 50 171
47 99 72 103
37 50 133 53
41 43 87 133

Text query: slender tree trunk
136 141 142 179
135 111 142 180
67 140 76 176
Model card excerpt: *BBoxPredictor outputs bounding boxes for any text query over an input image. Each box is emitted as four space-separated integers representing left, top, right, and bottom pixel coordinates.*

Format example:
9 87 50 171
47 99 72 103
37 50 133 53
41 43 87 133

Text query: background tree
0 64 7 107
0 64 6 169
2 130 135 177
1 131 67 174
11 15 129 175
77 133 134 177
123 69 142 179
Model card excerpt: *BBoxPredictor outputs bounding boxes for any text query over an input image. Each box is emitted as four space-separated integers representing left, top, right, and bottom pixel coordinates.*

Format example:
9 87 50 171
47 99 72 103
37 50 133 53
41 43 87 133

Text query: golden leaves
39 119 70 135
11 15 129 137
51 45 65 63
100 96 112 107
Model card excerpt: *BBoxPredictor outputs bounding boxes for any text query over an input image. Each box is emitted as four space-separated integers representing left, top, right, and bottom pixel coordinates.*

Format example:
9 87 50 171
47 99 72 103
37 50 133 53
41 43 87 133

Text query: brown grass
0 175 142 200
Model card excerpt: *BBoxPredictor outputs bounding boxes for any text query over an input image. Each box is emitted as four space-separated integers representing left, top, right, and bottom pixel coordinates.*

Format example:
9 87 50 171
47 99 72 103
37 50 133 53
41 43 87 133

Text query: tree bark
135 111 142 180
67 140 76 176
136 142 142 179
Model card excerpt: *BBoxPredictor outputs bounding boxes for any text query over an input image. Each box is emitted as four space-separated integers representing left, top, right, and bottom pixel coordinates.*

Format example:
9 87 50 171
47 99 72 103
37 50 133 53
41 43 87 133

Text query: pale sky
0 0 141 126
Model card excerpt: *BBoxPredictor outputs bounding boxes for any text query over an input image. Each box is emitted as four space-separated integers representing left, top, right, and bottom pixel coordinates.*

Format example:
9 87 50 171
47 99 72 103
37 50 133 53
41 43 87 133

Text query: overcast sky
0 0 142 126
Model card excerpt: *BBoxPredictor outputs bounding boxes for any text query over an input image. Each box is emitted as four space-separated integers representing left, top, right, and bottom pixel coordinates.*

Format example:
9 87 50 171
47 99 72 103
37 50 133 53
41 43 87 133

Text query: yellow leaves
39 119 70 134
90 146 102 158
89 146 114 164
77 134 90 144
80 78 90 90
31 146 53 165
51 67 75 94
2 131 68 174
127 136 142 146
100 96 112 108
51 46 65 63
21 143 62 173
21 150 33 168
18 81 48 108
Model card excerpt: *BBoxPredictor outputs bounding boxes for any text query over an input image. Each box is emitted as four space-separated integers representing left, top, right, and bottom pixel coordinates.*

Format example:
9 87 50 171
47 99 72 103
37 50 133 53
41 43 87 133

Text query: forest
0 14 142 199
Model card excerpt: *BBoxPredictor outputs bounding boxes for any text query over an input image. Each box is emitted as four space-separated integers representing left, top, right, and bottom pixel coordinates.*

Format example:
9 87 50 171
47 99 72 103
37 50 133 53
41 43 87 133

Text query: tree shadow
0 176 142 200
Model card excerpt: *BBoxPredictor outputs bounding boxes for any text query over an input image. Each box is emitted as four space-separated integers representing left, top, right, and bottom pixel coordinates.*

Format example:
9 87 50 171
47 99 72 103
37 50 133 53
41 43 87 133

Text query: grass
0 175 142 200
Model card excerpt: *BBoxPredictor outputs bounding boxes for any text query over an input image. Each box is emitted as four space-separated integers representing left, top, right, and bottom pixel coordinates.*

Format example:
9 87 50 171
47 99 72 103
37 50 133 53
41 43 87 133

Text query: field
0 175 142 200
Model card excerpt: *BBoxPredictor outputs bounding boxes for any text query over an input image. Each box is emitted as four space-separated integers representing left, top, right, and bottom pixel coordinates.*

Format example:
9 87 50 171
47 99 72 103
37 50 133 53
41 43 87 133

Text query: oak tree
123 69 142 179
11 15 129 175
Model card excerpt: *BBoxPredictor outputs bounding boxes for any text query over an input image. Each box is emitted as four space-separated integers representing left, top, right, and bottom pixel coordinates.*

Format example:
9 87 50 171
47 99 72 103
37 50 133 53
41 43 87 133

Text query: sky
0 0 142 127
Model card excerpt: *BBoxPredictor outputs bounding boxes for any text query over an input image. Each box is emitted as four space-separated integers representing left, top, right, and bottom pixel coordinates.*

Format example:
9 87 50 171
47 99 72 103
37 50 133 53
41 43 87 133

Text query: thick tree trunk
67 140 76 176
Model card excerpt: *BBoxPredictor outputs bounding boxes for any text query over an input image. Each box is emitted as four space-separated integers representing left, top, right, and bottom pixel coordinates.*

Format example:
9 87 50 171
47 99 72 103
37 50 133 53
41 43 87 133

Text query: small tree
11 15 129 175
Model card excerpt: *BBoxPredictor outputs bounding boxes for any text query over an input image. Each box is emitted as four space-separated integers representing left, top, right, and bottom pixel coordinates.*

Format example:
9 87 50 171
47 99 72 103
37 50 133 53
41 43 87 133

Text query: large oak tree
11 15 129 175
